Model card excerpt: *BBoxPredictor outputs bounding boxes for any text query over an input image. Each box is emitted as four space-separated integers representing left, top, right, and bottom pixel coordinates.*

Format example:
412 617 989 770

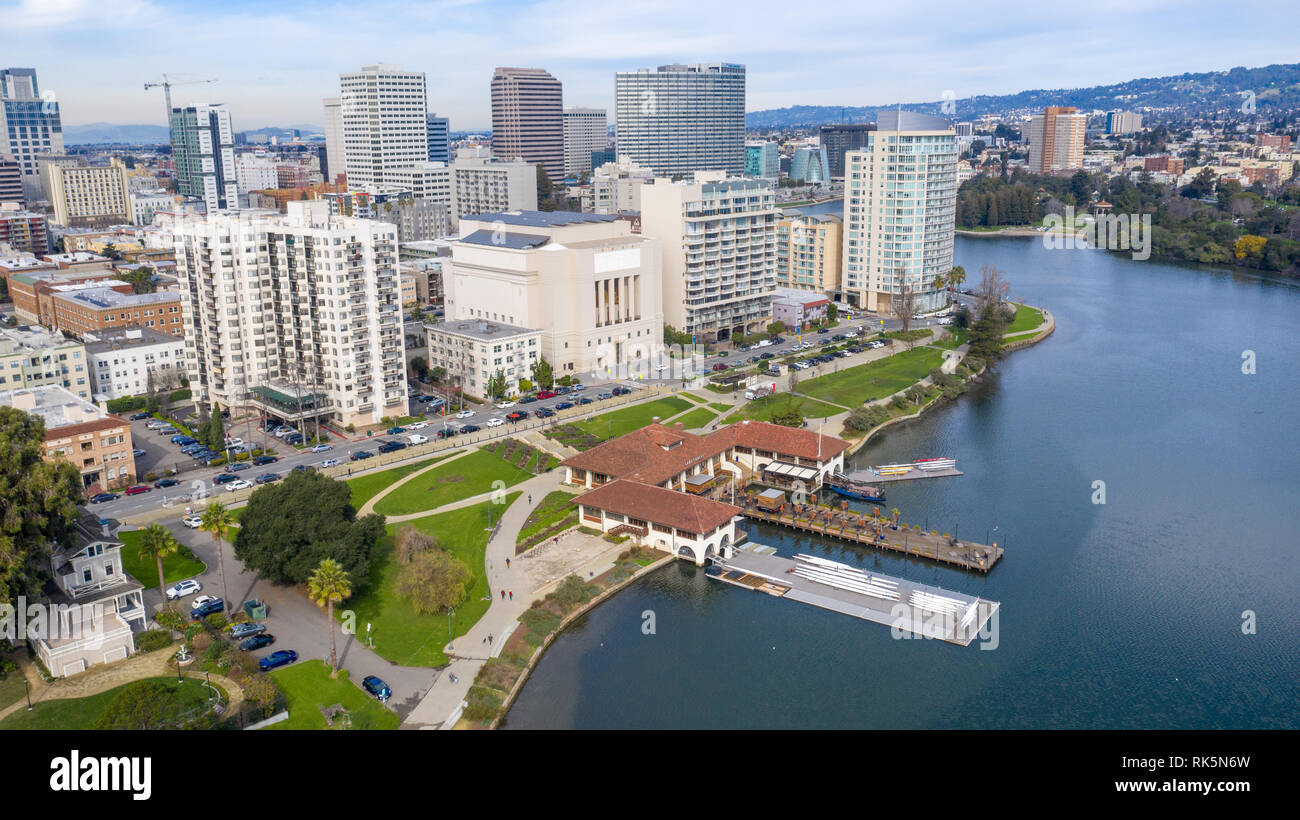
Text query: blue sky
3 0 1296 130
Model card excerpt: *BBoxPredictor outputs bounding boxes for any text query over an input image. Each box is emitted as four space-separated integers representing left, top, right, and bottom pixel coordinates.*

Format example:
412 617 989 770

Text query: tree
894 276 916 334
485 369 507 400
93 679 213 730
205 403 225 450
409 356 429 378
948 265 966 290
199 502 234 610
393 549 470 614
768 399 805 428
531 356 554 390
395 525 438 564
826 303 838 322
120 266 156 294
307 558 352 677
137 522 179 603
766 321 786 336
0 408 83 604
100 243 123 261
233 471 384 589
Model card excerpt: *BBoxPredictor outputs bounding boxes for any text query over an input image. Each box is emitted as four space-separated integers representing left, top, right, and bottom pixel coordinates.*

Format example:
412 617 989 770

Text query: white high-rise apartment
322 97 345 184
563 107 607 178
1027 106 1086 173
171 201 406 428
614 63 746 177
588 156 652 214
640 172 777 341
0 68 64 201
235 154 279 194
450 155 538 217
170 104 236 212
842 111 957 314
339 65 428 191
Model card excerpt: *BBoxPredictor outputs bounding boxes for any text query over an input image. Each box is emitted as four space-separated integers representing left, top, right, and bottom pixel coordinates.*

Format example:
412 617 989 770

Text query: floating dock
711 549 1000 646
740 505 1002 572
848 461 963 484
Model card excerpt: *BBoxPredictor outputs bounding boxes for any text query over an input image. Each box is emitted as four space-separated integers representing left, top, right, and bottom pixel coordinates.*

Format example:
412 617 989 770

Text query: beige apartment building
0 325 90 400
0 384 135 491
1027 106 1087 174
42 157 133 228
775 210 841 294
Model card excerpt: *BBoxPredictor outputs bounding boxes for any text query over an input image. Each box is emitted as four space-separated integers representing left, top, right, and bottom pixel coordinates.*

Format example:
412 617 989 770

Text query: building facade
339 65 429 191
425 319 541 400
42 157 134 228
0 68 64 200
490 67 564 181
639 173 777 341
83 326 187 401
1027 106 1086 173
0 156 23 203
51 286 183 339
322 96 345 184
427 114 450 164
171 201 405 428
563 107 607 179
0 326 90 400
170 104 237 212
745 141 779 178
819 123 876 179
775 211 841 294
0 203 49 254
0 384 134 491
790 145 830 183
614 63 746 177
842 111 957 314
1105 110 1143 135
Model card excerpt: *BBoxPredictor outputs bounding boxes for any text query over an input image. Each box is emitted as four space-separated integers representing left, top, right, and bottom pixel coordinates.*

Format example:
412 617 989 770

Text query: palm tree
307 558 352 678
891 507 901 527
138 523 179 605
199 502 234 609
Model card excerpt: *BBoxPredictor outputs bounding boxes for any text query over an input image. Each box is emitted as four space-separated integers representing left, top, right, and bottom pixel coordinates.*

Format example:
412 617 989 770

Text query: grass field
0 676 216 730
338 494 519 667
798 346 947 407
118 529 206 587
934 328 969 349
373 449 533 517
345 453 451 508
673 407 719 429
1005 304 1044 335
570 396 693 439
708 402 731 412
723 393 845 424
0 670 25 712
266 661 399 730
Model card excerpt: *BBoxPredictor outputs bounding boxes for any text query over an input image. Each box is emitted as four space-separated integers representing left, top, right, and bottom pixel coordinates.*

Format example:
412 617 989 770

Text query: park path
0 642 242 723
356 447 475 517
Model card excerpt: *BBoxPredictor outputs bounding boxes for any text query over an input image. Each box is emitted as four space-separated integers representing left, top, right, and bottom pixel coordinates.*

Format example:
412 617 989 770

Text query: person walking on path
509 590 513 600
506 557 511 568
500 589 506 600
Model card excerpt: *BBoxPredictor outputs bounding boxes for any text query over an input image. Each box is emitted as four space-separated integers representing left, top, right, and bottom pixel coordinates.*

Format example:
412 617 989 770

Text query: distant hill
63 123 169 145
747 62 1300 129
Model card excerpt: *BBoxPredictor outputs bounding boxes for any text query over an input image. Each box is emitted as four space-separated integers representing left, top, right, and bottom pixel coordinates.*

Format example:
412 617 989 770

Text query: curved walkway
355 447 475 517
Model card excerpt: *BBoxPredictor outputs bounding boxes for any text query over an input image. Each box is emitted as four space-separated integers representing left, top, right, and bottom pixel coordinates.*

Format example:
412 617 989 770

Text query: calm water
504 238 1300 729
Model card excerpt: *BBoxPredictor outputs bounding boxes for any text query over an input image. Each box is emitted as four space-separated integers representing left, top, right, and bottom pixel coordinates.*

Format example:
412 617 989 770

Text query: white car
165 579 202 600
656 364 670 371
182 514 203 529
408 434 429 445
495 401 516 409
321 458 343 468
454 409 475 419
485 417 505 428
225 479 253 492
311 443 334 452
225 437 244 448
190 595 216 609
406 421 428 430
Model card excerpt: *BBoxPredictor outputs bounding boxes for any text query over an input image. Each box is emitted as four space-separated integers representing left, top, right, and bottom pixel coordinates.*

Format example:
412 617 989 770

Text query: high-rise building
0 202 50 254
235 153 280 194
954 122 974 138
322 97 344 183
426 114 450 164
640 172 777 341
562 107 606 179
0 68 64 201
170 104 236 212
171 200 406 428
490 67 564 181
1105 110 1143 135
41 157 133 227
790 146 830 183
842 111 957 314
339 65 428 190
745 142 779 178
0 155 23 203
1027 106 1086 173
614 63 746 177
775 211 841 294
819 123 875 179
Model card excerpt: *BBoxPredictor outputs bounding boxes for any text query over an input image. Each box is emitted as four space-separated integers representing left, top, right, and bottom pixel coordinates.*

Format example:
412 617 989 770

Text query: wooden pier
739 502 1003 573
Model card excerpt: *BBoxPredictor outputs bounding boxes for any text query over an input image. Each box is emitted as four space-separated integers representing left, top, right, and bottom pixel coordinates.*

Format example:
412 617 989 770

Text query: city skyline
3 0 1296 130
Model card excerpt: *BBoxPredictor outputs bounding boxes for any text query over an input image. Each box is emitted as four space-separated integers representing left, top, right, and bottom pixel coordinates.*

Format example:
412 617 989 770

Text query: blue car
377 440 407 453
171 434 197 445
252 455 277 466
387 426 405 435
239 634 275 651
362 675 391 701
258 649 298 671
228 462 251 472
554 401 574 410
212 472 240 484
190 597 225 619
87 492 118 504
255 472 280 484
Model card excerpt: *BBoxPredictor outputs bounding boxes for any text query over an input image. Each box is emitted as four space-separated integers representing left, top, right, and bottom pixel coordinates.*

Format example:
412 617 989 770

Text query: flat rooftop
462 210 616 228
426 318 538 341
54 286 179 309
0 384 109 429
82 325 179 353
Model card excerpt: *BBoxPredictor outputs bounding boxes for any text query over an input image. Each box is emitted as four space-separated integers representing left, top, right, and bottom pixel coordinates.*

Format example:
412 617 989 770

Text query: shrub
205 613 229 630
463 685 504 723
155 608 188 632
135 629 173 653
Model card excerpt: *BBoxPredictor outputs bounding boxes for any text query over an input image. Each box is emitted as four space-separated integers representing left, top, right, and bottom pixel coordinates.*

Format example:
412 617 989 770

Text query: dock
710 549 1000 646
740 503 1003 572
847 464 963 484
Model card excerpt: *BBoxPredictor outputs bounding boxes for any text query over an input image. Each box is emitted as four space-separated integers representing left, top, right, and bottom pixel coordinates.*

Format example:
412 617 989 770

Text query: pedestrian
508 590 513 600
488 634 493 645
506 557 511 568
501 589 506 600
528 494 532 504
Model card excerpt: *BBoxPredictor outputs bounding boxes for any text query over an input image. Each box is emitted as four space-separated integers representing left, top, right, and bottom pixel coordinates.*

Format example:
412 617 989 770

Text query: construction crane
143 74 217 124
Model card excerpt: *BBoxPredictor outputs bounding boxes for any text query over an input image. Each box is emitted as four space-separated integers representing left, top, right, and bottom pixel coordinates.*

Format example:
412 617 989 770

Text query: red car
537 390 557 399
124 485 151 495
711 363 729 372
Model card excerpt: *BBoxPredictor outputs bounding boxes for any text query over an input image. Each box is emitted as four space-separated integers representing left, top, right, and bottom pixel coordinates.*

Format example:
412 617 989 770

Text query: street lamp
205 670 212 701
446 607 456 652
24 678 31 711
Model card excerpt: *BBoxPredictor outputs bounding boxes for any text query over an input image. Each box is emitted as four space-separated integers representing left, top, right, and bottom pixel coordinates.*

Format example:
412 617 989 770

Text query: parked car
408 434 429 445
612 387 631 396
817 328 829 334
554 386 571 395
760 352 774 359
571 384 586 391
252 455 278 466
165 579 201 600
596 392 613 400
387 426 405 435
254 472 281 484
132 448 147 458
362 675 392 702
486 418 505 428
88 492 118 504
505 411 527 422
154 478 180 489
321 458 343 468
436 428 457 439
495 400 517 409
272 426 295 437
190 597 225 619
311 443 334 453
180 444 207 455
350 450 374 461
454 409 474 419
258 650 298 671
576 397 593 406
182 514 202 529
459 424 481 433
534 407 555 419
554 401 574 411
225 479 253 492
212 472 240 484
406 421 428 430
124 485 151 496
518 395 538 404
225 437 244 448
229 462 250 472
128 412 152 421
229 622 266 640
537 390 557 399
711 363 729 372
171 434 196 445
377 440 407 453
239 634 275 651
283 433 304 445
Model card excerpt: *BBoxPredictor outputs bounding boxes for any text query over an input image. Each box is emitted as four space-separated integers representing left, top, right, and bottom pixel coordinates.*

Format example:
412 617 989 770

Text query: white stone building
83 326 187 401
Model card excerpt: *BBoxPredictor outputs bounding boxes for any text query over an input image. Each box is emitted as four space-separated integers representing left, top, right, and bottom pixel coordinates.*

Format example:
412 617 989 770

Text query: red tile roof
715 420 850 462
576 479 741 535
561 423 730 487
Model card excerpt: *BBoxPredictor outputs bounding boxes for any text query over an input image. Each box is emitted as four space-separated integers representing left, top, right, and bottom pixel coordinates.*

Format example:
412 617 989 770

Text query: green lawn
516 490 579 547
708 402 731 412
345 454 451 509
337 494 519 667
724 393 844 424
1005 304 1044 335
0 672 25 712
680 392 707 404
266 660 399 730
0 676 215 730
934 328 969 349
373 449 533 517
799 346 947 407
674 407 719 429
570 396 693 440
118 529 206 587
